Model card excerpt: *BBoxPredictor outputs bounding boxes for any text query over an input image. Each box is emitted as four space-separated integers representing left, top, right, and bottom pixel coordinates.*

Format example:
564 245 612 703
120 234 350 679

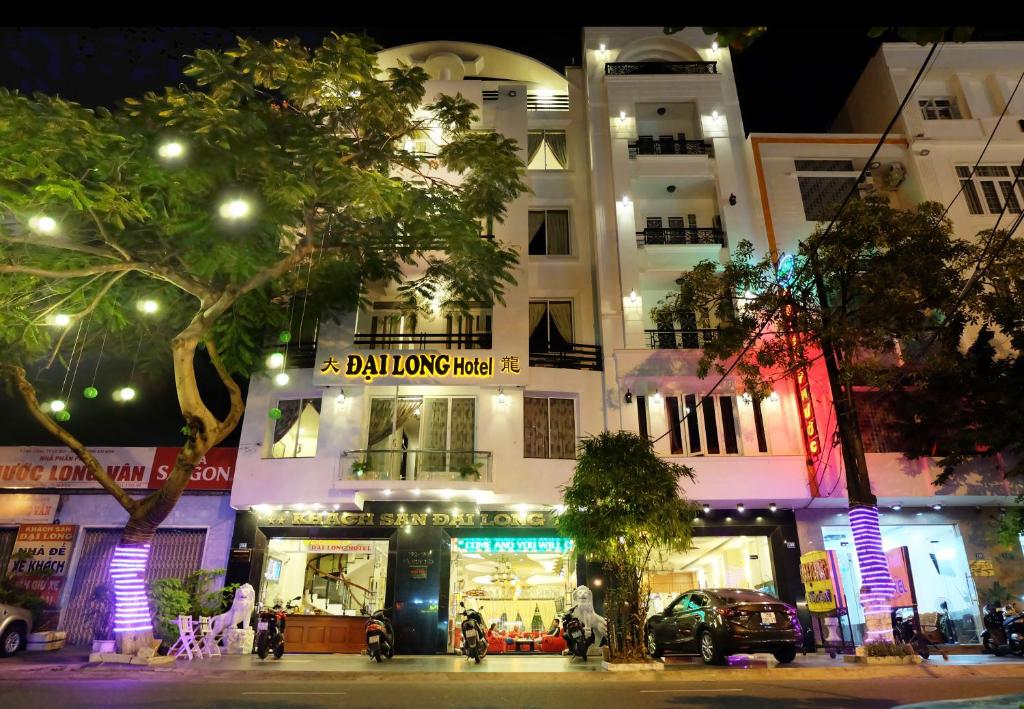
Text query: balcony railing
529 343 602 371
628 138 713 158
262 341 318 368
646 329 719 350
636 227 725 246
352 332 493 350
605 61 718 76
340 449 493 482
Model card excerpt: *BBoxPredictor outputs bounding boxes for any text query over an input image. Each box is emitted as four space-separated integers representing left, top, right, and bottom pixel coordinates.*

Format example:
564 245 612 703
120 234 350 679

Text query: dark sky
2 26 1023 448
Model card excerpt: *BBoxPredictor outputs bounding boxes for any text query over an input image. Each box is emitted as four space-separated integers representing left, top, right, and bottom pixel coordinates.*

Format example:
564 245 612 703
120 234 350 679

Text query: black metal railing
628 138 713 158
646 329 719 350
341 449 493 482
262 341 318 368
529 343 602 371
352 331 493 350
636 227 725 246
605 61 718 76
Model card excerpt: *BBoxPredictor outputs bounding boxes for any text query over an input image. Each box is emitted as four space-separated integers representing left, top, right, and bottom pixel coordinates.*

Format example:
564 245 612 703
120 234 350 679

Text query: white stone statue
571 585 607 654
210 583 256 637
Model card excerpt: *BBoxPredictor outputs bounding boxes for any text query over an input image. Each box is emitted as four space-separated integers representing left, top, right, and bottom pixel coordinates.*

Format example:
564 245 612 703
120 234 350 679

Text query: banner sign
6 524 78 606
0 494 59 523
453 538 573 554
321 353 502 383
886 546 915 607
258 509 554 529
0 447 236 492
799 549 846 613
304 540 375 554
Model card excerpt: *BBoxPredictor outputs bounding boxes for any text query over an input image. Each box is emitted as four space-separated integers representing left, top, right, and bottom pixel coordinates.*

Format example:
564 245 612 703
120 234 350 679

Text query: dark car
645 588 802 665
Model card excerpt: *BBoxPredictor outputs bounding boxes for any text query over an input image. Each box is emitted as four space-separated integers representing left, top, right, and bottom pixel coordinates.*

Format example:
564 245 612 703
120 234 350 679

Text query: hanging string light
115 332 144 403
84 331 108 400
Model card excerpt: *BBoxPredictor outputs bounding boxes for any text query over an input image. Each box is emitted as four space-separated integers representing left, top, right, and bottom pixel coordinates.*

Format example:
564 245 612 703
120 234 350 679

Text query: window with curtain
664 394 740 456
529 300 573 353
366 396 476 479
528 209 571 256
527 130 568 170
523 396 576 459
955 165 1024 216
267 398 322 458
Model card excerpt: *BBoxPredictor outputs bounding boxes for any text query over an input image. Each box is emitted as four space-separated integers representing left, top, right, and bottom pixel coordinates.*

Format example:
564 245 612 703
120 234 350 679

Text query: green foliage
148 568 237 646
996 500 1024 548
864 641 913 657
0 584 47 627
558 431 696 661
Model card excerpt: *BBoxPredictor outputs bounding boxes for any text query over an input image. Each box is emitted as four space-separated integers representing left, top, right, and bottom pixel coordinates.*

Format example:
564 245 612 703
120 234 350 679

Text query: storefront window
822 524 981 645
647 535 775 617
261 538 389 615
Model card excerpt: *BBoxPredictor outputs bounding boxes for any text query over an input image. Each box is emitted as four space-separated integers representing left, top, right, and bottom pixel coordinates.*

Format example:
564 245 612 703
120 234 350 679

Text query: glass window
529 300 574 352
919 97 962 120
268 398 321 459
366 396 476 480
528 209 571 255
666 394 740 456
527 130 568 170
637 395 649 440
524 396 576 459
954 165 1024 215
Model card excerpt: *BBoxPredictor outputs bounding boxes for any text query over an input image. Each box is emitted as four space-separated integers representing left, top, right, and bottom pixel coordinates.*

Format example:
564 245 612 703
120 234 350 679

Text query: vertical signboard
886 546 915 608
799 549 846 613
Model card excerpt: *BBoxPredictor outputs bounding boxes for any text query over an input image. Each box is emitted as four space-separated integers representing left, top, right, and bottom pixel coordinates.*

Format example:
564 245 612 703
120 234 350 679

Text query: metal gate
60 528 206 645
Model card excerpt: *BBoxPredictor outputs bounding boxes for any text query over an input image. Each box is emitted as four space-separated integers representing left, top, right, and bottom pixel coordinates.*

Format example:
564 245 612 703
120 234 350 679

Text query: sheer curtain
527 132 543 166
449 399 476 472
548 302 573 347
418 398 449 476
546 211 570 255
367 398 420 478
545 131 567 169
271 399 302 458
528 211 547 254
547 398 576 459
529 302 547 339
523 397 549 458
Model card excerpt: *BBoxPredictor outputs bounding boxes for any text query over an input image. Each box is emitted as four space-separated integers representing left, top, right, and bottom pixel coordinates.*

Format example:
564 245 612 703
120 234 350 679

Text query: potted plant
456 461 482 481
351 459 369 478
88 584 116 653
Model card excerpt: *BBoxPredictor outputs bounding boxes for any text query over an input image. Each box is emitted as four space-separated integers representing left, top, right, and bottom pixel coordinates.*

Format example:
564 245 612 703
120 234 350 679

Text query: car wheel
699 630 723 665
773 647 797 664
1 625 25 657
646 629 663 659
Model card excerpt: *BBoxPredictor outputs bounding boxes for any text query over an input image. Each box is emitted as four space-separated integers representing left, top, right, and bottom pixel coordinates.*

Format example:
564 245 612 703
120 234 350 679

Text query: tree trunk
812 260 895 644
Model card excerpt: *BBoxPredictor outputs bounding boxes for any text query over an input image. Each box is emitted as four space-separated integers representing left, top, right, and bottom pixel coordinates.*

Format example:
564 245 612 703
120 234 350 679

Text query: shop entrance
822 523 981 645
448 537 575 655
647 535 776 617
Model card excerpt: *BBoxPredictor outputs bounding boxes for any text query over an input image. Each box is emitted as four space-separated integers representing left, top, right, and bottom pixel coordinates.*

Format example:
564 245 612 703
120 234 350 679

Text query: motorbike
981 602 1024 657
365 608 395 662
458 601 487 664
561 605 593 661
255 596 299 660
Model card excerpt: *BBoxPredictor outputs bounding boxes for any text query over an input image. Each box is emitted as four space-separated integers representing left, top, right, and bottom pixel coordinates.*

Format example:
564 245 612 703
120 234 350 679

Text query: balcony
629 136 713 158
340 449 493 483
529 343 602 371
262 341 318 368
646 329 719 350
351 331 492 351
636 227 724 246
605 61 718 76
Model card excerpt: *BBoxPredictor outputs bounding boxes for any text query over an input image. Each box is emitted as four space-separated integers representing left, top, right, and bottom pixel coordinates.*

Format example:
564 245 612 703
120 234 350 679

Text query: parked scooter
255 596 299 660
365 608 395 662
981 602 1024 657
561 605 593 661
458 601 488 664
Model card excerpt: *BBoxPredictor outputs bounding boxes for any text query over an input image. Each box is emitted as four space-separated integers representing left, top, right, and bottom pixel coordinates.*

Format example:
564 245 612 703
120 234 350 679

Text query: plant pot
92 639 116 653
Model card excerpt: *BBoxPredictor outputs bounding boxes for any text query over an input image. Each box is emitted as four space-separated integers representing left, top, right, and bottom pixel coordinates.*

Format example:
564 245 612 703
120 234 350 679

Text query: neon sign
783 301 821 461
453 537 574 554
320 353 495 382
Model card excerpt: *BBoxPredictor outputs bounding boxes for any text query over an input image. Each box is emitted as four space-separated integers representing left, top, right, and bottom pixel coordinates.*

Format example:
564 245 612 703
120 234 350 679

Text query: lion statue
571 585 607 653
210 583 256 637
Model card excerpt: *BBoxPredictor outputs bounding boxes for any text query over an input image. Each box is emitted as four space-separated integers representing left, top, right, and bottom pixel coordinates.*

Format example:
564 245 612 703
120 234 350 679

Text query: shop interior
449 537 575 651
261 537 390 616
647 535 776 617
822 523 981 644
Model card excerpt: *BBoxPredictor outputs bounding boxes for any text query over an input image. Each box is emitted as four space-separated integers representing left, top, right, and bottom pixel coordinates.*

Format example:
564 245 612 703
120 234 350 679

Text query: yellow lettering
526 513 545 527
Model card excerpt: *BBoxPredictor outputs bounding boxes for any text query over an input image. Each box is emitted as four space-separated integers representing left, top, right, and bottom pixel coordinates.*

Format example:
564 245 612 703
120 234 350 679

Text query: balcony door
367 396 476 480
529 300 573 354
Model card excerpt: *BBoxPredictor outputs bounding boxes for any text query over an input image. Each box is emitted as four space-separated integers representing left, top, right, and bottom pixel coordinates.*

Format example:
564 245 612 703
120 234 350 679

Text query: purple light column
848 505 894 643
111 544 153 633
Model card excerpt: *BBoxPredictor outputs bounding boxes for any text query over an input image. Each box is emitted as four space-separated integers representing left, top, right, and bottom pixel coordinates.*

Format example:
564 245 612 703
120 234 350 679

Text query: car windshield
714 590 778 604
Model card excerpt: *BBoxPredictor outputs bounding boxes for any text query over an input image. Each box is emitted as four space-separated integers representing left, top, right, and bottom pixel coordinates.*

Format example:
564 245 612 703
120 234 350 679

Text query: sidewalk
4 646 1024 683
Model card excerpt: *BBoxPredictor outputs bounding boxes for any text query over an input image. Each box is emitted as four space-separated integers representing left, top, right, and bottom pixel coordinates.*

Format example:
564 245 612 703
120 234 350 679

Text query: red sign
7 524 78 607
149 447 237 491
886 546 915 608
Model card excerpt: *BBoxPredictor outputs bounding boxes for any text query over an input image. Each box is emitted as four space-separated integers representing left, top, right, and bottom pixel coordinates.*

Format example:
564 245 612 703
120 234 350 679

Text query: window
751 397 769 453
529 300 573 352
268 397 321 458
524 396 576 459
955 165 1024 215
919 97 962 120
366 396 476 479
665 394 740 456
528 209 571 255
527 130 568 170
637 395 649 439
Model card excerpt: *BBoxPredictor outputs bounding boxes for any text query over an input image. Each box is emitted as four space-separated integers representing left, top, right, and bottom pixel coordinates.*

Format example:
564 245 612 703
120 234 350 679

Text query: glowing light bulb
702 504 711 514
49 399 66 413
497 388 507 405
736 503 745 513
651 390 663 405
769 503 777 513
711 110 720 121
53 313 71 327
629 290 638 303
620 195 631 207
158 141 185 159
138 299 159 314
219 198 251 220
404 139 415 152
266 352 285 369
119 387 136 401
598 43 607 53
273 372 290 387
336 389 346 404
30 215 58 235
711 41 719 52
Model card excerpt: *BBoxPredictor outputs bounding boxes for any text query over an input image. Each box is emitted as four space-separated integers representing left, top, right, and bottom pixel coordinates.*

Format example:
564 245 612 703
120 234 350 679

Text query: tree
656 197 976 644
0 33 526 653
664 27 975 51
557 431 696 662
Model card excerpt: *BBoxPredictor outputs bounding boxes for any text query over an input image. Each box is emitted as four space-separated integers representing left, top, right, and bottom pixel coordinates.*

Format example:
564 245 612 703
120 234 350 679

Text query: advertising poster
6 524 78 607
886 546 916 608
799 549 846 613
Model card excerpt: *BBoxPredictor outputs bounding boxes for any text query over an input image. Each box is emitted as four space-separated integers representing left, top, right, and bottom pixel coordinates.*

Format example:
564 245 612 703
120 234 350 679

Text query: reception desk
283 614 367 653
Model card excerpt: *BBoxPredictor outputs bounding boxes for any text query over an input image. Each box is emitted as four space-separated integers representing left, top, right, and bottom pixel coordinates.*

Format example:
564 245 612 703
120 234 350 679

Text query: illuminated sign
799 549 845 613
782 301 821 461
320 353 499 382
257 509 553 529
453 537 574 554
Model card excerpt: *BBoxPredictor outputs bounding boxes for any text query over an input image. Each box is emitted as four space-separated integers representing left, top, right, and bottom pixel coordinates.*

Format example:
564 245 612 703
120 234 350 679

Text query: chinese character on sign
320 357 341 374
500 356 521 374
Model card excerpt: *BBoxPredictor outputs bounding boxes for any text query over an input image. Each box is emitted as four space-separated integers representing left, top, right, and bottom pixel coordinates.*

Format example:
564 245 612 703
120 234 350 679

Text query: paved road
1 677 1022 708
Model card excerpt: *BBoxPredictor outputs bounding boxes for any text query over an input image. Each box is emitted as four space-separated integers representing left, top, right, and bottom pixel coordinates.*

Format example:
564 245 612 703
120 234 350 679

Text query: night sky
2 26 1023 448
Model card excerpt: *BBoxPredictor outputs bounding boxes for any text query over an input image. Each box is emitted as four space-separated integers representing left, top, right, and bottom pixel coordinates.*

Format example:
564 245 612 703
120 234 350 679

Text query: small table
514 638 538 652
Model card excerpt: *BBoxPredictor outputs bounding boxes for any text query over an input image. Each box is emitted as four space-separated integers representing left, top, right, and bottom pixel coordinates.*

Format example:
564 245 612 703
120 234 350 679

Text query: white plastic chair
197 616 221 657
168 615 202 661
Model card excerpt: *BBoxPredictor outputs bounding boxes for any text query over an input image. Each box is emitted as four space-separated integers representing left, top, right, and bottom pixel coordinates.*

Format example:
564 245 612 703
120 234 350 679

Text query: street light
219 198 251 221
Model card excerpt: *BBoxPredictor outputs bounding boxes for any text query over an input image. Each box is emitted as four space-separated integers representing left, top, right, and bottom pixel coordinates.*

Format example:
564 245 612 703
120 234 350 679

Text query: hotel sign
320 352 524 383
258 509 553 529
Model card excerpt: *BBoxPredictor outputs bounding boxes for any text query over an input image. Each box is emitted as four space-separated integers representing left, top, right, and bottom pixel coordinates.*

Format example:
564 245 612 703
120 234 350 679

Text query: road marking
639 689 744 693
243 692 347 696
